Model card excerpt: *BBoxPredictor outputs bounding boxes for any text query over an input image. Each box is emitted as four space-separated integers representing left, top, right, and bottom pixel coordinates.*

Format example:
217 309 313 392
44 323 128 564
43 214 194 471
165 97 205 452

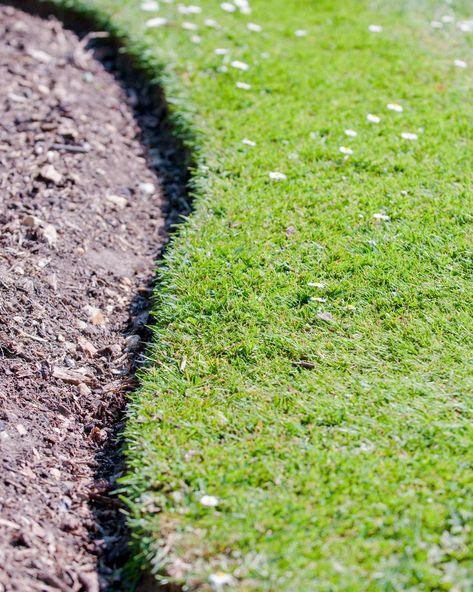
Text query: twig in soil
16 328 48 344
51 143 90 153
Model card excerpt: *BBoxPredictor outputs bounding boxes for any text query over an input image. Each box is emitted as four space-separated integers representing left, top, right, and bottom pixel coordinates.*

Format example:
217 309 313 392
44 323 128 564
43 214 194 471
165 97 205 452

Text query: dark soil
0 5 189 591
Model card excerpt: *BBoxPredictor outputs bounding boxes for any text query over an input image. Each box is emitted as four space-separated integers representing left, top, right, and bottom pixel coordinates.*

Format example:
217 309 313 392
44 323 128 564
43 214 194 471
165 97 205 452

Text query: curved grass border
18 1 473 589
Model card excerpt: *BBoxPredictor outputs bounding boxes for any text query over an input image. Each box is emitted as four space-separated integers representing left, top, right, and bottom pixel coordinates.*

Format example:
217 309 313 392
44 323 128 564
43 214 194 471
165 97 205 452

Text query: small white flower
182 21 198 30
209 572 235 587
431 20 443 29
454 59 467 68
269 172 287 180
308 282 326 288
247 22 262 32
236 81 251 90
200 495 219 507
141 0 159 11
345 129 357 137
387 103 403 112
295 29 307 37
373 213 390 221
231 60 250 71
458 21 473 33
242 138 256 146
235 0 251 14
145 16 168 27
180 4 202 13
215 48 230 55
311 297 327 303
441 15 455 23
191 35 202 43
401 132 418 140
339 146 353 155
368 24 383 33
367 113 381 123
205 18 219 27
221 2 236 12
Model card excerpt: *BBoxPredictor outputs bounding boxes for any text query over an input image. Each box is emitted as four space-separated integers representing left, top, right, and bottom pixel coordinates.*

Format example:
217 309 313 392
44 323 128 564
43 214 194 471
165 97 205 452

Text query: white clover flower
373 213 390 221
141 1 159 11
367 113 381 123
236 81 251 89
247 22 262 32
387 103 403 112
295 29 308 37
145 16 168 27
454 59 467 68
182 21 198 30
242 138 256 146
200 495 219 507
269 172 287 180
339 146 353 155
401 132 418 140
368 24 383 33
231 60 250 71
221 2 236 12
345 129 357 137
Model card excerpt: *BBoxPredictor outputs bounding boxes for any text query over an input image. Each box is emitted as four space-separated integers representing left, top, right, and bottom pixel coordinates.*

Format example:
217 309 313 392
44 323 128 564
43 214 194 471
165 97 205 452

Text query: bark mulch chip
0 5 188 591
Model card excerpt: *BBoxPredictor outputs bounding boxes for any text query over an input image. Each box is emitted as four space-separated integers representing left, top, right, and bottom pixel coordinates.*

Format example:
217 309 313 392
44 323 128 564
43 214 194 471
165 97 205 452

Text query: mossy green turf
62 0 472 588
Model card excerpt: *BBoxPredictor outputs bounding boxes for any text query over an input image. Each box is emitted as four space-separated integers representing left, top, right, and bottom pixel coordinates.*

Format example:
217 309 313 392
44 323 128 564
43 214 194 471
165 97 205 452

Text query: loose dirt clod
0 4 189 590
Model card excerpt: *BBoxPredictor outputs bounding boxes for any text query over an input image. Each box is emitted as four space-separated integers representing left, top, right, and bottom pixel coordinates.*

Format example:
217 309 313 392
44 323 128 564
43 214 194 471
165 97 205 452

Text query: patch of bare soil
0 5 189 590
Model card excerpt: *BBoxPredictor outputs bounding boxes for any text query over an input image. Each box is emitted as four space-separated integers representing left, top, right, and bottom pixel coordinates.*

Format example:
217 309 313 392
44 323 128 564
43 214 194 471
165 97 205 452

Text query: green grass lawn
62 0 472 588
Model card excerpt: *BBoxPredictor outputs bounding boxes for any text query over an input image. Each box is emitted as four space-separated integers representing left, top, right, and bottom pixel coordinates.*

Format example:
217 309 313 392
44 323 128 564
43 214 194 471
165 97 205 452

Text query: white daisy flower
458 21 473 33
401 132 418 140
339 146 353 155
200 495 219 507
205 18 219 27
236 81 251 90
367 113 381 123
231 60 250 71
191 35 201 43
345 129 357 137
242 138 256 146
221 2 236 12
269 172 287 180
182 21 198 30
209 573 235 587
387 103 403 112
141 1 159 11
247 23 262 32
145 16 168 27
368 24 383 33
373 213 390 221
295 29 307 37
215 48 230 55
454 59 467 68
182 4 202 13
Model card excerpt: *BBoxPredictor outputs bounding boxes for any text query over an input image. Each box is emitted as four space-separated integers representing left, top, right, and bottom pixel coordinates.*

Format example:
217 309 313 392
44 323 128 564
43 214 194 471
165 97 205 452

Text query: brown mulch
0 5 188 591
